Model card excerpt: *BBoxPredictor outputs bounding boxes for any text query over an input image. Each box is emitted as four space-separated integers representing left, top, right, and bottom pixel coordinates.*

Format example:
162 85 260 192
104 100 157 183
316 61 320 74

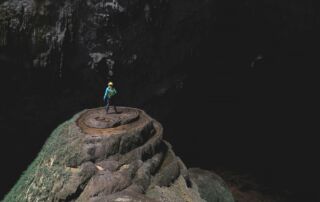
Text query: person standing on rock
103 82 118 114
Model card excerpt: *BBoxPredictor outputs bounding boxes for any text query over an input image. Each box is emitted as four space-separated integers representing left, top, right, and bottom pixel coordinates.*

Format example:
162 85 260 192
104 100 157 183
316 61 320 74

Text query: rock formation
3 107 234 202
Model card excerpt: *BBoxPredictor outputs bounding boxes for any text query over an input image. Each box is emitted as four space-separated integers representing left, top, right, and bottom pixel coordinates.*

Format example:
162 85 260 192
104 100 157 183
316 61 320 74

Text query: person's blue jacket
104 87 117 101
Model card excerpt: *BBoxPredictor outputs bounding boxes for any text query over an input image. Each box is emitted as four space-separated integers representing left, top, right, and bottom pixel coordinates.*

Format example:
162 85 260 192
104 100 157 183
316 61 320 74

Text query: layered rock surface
4 107 234 202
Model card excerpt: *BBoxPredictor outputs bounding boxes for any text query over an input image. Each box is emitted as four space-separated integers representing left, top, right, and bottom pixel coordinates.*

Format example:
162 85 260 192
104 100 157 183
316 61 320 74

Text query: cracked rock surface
4 107 234 202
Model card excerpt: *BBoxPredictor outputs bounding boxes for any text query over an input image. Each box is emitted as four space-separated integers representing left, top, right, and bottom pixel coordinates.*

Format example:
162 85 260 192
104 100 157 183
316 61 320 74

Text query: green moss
3 118 76 202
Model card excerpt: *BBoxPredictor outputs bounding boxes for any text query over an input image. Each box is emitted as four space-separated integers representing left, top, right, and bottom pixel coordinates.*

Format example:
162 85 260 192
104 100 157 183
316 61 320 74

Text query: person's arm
103 87 109 100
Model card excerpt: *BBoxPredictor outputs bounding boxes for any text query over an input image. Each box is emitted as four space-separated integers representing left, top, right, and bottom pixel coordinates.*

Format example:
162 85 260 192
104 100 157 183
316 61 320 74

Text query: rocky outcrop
189 168 234 202
3 107 234 202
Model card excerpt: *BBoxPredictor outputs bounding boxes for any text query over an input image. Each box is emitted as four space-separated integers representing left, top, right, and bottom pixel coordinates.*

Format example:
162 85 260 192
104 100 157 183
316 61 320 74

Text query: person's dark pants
105 98 118 113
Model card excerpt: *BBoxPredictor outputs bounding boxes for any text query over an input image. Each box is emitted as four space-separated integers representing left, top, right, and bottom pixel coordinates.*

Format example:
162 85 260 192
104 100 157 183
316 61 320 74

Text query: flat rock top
76 107 145 136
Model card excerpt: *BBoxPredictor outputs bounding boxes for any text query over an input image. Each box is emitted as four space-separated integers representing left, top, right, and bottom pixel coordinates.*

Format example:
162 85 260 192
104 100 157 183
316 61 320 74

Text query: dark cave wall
1 0 318 120
0 0 318 117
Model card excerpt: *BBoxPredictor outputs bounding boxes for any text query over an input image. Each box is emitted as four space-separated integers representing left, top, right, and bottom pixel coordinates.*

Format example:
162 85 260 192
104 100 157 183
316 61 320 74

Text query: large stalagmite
4 107 234 202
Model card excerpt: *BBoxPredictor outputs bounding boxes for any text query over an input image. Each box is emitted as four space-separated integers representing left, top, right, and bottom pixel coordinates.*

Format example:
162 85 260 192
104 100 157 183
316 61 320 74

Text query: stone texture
189 168 235 202
3 107 234 202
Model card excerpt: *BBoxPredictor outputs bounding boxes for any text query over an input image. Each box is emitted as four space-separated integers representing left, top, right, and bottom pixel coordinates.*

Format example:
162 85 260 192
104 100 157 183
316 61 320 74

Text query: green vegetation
3 117 77 202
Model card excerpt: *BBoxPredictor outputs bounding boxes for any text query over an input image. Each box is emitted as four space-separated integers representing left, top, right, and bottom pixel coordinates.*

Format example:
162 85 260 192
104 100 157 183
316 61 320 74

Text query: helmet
108 82 113 86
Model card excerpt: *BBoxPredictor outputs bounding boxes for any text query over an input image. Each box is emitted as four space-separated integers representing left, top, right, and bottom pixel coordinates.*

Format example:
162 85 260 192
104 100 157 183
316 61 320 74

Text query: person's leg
105 99 110 113
113 102 118 113
109 97 118 113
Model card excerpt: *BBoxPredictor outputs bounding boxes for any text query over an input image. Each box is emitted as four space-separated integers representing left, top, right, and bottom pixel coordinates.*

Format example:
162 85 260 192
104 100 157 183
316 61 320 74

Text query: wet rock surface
3 107 234 202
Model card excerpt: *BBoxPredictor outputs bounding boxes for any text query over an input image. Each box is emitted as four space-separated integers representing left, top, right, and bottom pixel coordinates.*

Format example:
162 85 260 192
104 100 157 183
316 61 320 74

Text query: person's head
108 81 114 88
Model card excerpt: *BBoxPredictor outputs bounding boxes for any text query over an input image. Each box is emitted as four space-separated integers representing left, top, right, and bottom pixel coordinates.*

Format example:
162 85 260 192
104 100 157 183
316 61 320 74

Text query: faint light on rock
108 70 114 76
250 54 264 69
95 165 104 171
115 197 131 202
